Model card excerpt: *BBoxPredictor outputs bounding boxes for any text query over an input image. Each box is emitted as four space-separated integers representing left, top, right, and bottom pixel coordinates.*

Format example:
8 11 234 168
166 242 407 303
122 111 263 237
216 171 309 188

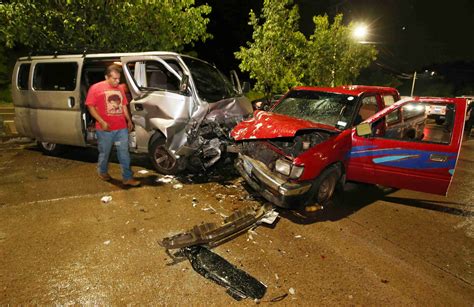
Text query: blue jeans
96 129 133 180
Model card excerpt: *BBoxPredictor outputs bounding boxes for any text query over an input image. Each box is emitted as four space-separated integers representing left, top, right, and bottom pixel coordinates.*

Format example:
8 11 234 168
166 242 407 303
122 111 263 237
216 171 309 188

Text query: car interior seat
148 70 167 89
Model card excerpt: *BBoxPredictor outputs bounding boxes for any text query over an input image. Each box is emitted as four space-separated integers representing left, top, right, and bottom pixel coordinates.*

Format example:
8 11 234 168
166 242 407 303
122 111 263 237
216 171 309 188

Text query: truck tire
38 141 64 156
149 135 181 175
312 165 342 206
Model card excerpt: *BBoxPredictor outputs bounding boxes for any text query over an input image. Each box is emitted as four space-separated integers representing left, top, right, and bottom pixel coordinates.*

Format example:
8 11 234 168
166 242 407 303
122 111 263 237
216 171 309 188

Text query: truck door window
33 62 78 91
378 101 455 144
355 95 379 124
383 94 396 106
17 64 31 90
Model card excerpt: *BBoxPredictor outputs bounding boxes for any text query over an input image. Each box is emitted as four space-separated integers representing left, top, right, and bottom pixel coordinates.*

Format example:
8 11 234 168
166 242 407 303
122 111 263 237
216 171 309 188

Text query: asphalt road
0 138 473 304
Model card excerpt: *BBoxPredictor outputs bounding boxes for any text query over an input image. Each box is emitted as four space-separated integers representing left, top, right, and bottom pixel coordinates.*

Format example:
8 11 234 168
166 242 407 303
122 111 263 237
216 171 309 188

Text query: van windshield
272 90 358 130
182 57 237 102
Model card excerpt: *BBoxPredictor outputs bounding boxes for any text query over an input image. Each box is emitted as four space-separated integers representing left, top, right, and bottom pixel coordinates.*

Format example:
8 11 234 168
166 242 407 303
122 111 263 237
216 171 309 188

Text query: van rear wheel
149 136 181 175
38 141 63 155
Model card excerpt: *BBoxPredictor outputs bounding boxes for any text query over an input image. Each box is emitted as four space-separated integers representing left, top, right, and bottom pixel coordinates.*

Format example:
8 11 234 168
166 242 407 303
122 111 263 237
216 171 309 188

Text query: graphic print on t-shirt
105 90 123 116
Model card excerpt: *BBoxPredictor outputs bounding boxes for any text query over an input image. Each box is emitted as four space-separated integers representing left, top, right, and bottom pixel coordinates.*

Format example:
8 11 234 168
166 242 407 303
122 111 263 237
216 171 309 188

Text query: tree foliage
304 14 377 86
236 0 378 95
235 0 306 96
0 0 212 53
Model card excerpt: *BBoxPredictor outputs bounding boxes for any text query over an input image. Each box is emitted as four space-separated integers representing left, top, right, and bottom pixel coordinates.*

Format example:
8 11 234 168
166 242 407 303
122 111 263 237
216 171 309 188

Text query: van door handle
68 97 75 108
429 154 448 162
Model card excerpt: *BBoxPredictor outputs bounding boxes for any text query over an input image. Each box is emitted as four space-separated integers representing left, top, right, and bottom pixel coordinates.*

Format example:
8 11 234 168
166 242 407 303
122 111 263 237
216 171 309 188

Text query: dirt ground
0 139 473 305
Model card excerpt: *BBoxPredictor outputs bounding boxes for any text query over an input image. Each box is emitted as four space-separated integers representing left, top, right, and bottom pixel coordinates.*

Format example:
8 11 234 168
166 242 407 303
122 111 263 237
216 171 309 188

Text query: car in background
231 86 467 209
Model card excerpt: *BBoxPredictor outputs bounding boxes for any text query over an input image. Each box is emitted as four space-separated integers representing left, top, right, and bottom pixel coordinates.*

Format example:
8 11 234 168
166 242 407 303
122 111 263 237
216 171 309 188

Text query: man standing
86 64 140 186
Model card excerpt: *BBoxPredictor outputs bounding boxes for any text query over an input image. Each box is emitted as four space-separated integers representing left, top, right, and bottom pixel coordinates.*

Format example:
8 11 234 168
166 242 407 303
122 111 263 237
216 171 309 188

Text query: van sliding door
30 57 86 146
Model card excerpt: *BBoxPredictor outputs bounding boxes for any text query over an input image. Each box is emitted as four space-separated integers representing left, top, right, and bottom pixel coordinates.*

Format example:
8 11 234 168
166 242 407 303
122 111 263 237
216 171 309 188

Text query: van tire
38 141 63 156
312 165 342 206
149 135 181 175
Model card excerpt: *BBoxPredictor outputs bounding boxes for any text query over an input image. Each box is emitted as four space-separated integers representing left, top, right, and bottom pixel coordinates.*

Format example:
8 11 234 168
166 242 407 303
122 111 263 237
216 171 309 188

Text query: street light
352 23 368 41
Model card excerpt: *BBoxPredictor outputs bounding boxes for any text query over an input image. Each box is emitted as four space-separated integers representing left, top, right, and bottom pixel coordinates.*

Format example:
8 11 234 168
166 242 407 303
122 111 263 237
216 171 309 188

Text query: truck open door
347 97 467 196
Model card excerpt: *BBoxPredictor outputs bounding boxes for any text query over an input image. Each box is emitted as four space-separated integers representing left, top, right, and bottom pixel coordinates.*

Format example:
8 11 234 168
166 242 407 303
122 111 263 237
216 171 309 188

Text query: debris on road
137 169 149 174
103 240 111 245
182 245 266 300
289 287 296 295
173 183 183 190
160 203 274 250
156 175 175 183
101 195 112 203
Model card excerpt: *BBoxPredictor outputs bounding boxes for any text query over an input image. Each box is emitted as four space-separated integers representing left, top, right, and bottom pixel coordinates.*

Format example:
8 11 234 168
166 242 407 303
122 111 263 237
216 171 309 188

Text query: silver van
12 52 252 174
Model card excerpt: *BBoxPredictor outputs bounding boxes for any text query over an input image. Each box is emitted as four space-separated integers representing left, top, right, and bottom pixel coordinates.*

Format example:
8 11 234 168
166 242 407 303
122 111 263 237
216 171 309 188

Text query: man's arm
87 105 109 131
123 106 134 132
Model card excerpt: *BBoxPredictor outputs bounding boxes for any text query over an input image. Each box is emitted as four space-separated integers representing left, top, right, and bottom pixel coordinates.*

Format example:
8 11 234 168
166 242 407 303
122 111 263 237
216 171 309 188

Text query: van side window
17 64 31 90
127 60 180 91
33 62 78 91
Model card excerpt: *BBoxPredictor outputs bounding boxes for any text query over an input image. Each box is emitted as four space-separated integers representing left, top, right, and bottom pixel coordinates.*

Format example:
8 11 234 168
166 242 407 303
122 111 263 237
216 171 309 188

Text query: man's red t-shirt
85 81 129 131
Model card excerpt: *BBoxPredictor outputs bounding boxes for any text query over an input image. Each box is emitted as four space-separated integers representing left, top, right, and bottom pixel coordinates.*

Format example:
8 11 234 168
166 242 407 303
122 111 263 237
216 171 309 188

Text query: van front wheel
149 137 181 175
38 141 63 155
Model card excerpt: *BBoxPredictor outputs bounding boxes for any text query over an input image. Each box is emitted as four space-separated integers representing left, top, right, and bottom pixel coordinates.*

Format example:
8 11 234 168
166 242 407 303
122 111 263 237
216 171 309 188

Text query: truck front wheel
312 165 342 206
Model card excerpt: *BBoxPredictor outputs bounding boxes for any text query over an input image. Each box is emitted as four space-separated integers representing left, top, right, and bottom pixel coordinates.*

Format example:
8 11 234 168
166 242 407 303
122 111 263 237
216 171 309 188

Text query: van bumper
235 154 312 208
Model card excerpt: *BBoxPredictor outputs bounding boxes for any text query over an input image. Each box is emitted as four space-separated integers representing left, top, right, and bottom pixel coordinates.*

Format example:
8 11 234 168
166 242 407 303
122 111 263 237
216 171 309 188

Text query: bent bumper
235 154 312 208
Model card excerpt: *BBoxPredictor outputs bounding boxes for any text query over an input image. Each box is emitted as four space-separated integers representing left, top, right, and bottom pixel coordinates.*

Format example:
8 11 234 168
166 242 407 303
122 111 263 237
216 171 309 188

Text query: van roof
17 51 192 61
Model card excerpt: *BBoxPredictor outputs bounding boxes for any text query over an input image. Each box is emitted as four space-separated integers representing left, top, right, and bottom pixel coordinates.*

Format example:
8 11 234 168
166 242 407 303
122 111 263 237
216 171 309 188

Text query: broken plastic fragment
173 183 183 189
260 209 279 225
156 175 175 183
182 245 266 300
101 196 112 203
289 287 296 295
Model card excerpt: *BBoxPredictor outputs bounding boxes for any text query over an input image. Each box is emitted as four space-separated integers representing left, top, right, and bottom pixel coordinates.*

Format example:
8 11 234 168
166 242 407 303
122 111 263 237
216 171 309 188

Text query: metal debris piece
160 203 273 249
182 245 266 300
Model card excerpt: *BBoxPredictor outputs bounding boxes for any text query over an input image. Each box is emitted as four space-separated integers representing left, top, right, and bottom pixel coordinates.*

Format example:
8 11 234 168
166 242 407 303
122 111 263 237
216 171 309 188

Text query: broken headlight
275 159 304 179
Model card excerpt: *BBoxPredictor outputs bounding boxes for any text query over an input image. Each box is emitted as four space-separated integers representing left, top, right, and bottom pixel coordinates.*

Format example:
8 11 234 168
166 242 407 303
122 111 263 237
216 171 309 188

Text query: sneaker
98 173 112 181
123 178 140 187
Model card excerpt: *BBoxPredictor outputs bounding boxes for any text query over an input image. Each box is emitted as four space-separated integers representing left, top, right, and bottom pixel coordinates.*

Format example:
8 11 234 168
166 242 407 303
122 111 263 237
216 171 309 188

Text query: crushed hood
231 111 339 141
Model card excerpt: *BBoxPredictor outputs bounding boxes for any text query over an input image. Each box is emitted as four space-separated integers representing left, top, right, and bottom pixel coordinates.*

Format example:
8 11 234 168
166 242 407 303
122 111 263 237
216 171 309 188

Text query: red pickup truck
231 86 467 209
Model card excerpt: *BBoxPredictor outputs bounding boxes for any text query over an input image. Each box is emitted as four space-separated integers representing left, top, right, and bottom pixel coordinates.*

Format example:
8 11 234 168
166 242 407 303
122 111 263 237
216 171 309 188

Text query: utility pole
410 71 417 96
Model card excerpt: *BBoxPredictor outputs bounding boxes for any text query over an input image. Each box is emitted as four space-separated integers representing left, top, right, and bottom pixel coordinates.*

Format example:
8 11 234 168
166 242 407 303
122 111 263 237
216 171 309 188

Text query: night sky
194 0 474 78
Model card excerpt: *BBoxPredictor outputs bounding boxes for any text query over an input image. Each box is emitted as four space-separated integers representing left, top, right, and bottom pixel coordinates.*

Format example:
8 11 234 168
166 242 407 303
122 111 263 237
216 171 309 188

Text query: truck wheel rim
318 174 337 202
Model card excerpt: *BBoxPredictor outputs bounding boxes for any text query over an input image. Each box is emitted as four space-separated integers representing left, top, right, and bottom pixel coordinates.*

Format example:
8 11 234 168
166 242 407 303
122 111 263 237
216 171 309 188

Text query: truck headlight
275 159 304 179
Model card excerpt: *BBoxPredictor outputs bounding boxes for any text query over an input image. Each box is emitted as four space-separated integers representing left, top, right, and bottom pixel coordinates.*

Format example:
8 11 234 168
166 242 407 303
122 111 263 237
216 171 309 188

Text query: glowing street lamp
352 23 368 41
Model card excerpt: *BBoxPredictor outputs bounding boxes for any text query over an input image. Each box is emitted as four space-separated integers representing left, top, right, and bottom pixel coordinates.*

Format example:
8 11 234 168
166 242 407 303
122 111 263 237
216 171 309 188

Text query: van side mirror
356 122 372 137
242 81 251 94
179 75 189 93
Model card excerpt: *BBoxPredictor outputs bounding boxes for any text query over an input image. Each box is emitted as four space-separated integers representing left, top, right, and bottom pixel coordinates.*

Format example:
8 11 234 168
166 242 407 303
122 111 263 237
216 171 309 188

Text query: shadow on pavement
277 182 471 225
